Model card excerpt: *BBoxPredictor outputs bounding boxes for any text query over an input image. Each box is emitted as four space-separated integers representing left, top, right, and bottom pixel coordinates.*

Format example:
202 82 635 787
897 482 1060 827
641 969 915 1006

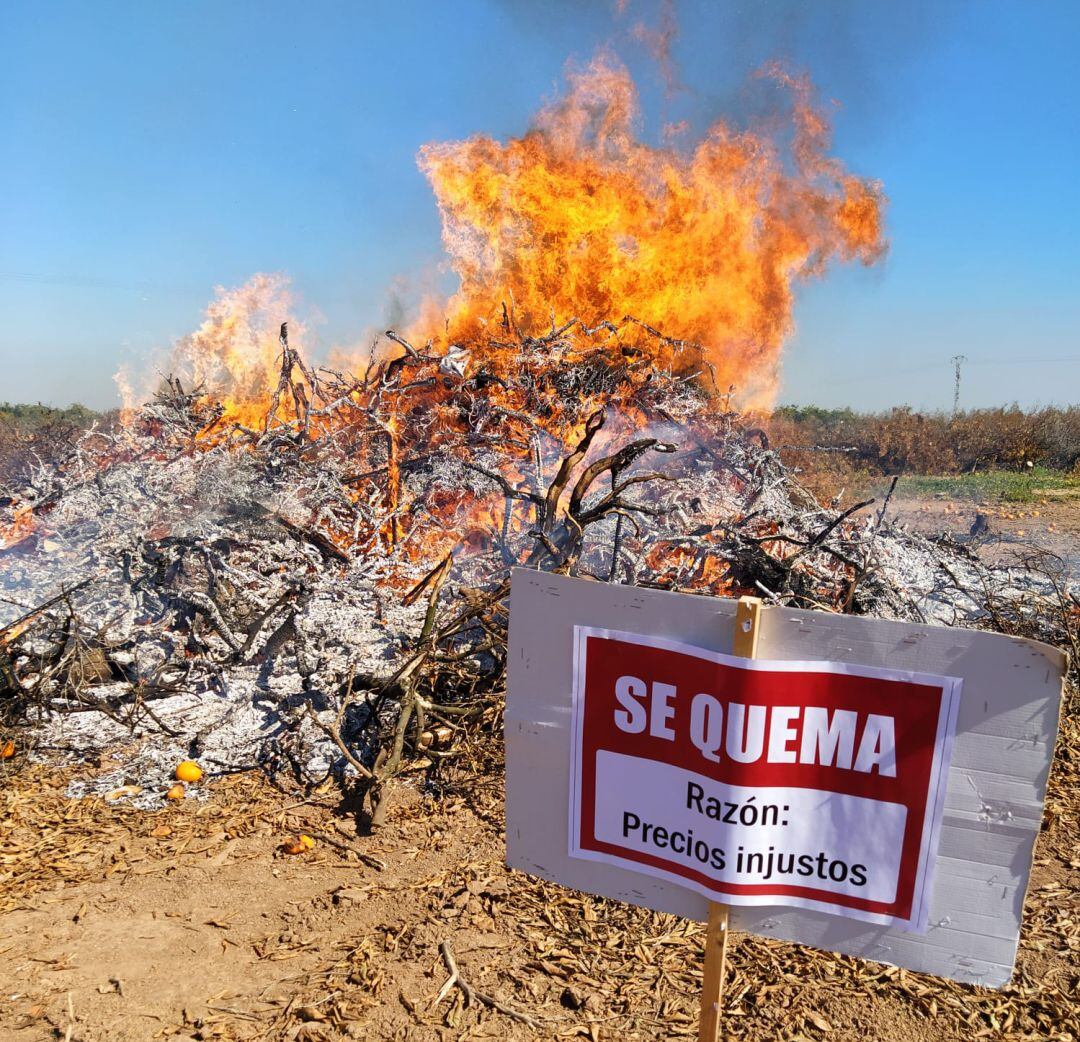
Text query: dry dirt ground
1 500 1077 1042
2 730 1076 1042
889 492 1080 568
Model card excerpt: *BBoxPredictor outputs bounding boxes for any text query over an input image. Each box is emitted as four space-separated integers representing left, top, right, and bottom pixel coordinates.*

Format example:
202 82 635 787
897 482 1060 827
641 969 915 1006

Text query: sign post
698 595 760 1042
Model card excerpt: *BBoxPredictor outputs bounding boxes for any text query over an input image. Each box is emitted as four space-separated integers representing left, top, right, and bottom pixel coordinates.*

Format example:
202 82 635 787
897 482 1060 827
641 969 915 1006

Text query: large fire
86 53 886 584
417 54 885 405
119 55 885 429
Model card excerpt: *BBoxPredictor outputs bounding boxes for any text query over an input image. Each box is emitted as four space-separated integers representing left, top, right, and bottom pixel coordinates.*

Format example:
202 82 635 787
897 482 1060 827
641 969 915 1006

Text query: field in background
771 404 1080 472
0 403 111 486
893 468 1080 503
765 404 1079 503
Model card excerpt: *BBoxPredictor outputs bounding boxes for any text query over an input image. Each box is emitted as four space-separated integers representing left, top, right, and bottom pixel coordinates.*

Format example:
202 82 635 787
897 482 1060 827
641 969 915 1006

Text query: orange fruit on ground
0 739 15 759
282 834 316 855
175 760 203 783
166 783 186 801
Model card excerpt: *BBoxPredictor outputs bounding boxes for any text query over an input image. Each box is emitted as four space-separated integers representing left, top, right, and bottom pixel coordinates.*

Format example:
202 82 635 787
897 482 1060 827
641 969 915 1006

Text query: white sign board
505 570 1065 987
568 626 962 931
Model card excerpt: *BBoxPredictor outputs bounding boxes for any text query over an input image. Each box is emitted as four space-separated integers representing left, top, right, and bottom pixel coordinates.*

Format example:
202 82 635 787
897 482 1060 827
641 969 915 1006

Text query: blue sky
2 0 1078 411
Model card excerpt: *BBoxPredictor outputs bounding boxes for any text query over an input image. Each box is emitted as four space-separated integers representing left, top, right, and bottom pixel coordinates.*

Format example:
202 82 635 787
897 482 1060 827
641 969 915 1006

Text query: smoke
627 0 682 98
493 1 969 141
383 276 411 331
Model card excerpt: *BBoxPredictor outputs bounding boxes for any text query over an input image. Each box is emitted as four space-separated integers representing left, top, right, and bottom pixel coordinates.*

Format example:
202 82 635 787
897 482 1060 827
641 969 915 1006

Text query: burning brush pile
0 55 1073 817
2 317 1072 818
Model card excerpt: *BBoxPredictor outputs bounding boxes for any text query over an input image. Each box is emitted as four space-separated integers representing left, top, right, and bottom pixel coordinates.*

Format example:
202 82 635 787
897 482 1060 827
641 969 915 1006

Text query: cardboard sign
570 628 961 930
505 570 1066 987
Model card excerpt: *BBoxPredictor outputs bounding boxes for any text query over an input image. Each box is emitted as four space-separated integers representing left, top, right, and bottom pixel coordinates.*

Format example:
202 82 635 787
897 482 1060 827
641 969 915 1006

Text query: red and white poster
569 627 962 930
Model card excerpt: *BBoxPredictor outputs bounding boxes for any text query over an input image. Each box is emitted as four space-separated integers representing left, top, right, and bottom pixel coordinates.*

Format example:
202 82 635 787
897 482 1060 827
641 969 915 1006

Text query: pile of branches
1 319 1075 817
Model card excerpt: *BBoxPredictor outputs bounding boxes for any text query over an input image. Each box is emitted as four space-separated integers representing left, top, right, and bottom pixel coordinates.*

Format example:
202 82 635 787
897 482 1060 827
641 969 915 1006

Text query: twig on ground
434 940 539 1029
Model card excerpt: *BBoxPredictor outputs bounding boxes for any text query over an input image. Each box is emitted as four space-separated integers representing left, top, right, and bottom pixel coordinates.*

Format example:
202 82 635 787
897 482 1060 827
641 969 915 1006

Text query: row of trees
0 403 108 486
3 402 1078 492
769 405 1080 475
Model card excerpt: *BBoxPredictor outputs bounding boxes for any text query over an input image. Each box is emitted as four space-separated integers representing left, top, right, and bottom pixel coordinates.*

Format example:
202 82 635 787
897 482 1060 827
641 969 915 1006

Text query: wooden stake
732 596 762 660
698 900 730 1042
698 595 763 1042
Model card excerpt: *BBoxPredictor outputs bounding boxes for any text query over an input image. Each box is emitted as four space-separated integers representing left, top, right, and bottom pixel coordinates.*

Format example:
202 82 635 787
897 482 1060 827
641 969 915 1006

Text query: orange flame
417 54 885 405
119 274 309 432
0 503 34 551
182 275 299 407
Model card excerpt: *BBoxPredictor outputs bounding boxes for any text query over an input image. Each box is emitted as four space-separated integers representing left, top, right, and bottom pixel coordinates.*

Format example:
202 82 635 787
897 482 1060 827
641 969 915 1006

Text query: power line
815 355 1080 387
0 270 206 293
965 356 1080 366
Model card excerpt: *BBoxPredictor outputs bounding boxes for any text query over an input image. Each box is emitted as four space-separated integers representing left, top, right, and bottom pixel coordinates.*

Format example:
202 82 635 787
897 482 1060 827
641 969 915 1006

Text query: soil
888 493 1080 570
1 724 1077 1042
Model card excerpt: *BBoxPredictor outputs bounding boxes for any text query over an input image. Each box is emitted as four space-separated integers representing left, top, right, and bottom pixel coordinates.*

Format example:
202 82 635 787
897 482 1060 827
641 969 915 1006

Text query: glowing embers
0 502 35 552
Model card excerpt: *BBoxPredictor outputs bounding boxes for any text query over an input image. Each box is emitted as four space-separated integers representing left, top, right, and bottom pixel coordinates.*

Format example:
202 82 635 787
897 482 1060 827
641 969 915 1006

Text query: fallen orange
166 783 186 801
282 834 316 855
0 739 14 759
175 760 203 783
